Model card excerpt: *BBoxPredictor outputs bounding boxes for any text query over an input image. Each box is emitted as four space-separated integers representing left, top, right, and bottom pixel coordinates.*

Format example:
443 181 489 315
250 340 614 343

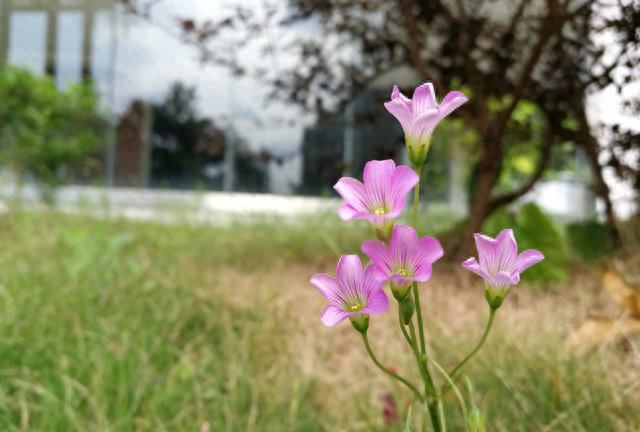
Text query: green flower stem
409 321 440 432
428 402 441 432
437 397 447 432
450 308 496 377
403 395 417 432
412 165 421 228
361 333 423 400
409 165 439 432
412 282 427 355
410 166 427 357
408 321 436 395
423 354 468 427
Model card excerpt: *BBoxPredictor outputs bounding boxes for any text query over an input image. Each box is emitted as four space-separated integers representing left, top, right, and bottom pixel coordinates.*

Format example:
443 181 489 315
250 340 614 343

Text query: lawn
0 211 637 431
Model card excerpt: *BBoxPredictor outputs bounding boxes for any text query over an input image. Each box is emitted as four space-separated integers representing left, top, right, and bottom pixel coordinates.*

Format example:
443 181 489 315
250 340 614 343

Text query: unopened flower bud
402 296 415 325
349 313 370 333
467 406 486 432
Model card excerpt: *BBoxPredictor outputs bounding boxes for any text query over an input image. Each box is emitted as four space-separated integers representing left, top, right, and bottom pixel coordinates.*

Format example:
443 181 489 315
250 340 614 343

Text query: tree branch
399 0 481 130
486 126 553 214
495 4 558 133
496 0 589 134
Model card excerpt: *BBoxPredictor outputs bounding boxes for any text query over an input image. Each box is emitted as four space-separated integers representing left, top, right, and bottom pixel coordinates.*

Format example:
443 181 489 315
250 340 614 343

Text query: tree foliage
0 67 103 203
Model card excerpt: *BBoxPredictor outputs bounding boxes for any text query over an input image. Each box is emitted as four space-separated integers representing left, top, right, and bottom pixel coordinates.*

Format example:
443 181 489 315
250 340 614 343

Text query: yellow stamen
397 268 407 276
374 208 386 215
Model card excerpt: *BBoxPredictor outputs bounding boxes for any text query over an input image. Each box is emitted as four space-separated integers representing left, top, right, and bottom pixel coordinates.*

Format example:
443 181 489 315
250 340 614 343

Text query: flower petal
336 254 364 301
374 266 391 281
310 273 346 308
361 289 389 315
361 240 392 274
388 273 413 287
474 233 500 275
334 177 368 211
320 305 351 327
412 236 443 280
363 160 396 211
337 205 376 222
462 257 492 282
389 226 419 268
412 83 437 117
391 85 411 103
495 229 518 272
410 110 441 144
513 250 545 274
388 166 419 216
436 91 468 120
361 263 386 297
493 271 520 286
384 99 412 134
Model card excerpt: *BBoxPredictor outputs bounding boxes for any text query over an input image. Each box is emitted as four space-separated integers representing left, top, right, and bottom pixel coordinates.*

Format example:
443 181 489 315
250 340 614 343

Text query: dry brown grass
209 258 640 430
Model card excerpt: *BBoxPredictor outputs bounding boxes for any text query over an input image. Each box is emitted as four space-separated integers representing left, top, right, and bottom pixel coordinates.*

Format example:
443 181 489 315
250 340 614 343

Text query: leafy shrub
566 220 616 261
0 67 103 203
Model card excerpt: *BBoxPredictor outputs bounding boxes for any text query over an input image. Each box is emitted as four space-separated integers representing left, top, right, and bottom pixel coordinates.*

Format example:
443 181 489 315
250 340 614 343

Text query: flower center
397 268 407 276
347 300 364 312
373 207 386 215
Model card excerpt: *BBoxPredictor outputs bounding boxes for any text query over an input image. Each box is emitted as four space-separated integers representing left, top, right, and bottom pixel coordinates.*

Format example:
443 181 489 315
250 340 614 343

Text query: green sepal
485 287 507 310
349 314 370 333
391 282 411 302
368 218 394 245
406 136 430 169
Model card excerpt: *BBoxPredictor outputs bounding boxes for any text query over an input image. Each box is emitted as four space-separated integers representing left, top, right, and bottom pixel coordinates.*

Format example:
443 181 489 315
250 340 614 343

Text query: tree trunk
575 107 622 247
453 136 503 261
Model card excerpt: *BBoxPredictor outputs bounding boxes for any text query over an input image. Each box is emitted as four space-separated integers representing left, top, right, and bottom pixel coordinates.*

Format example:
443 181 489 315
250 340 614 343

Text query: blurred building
0 1 269 193
0 0 112 77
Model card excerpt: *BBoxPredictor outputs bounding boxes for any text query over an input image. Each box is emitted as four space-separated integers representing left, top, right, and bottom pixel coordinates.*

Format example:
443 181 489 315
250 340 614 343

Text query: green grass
0 212 325 431
0 211 637 431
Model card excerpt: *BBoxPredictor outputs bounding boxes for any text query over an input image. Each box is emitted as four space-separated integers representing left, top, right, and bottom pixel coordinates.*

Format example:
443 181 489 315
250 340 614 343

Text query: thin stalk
423 355 468 425
404 395 417 431
361 333 423 400
408 321 436 395
410 165 438 431
412 165 421 228
409 321 440 432
410 166 427 356
437 398 447 432
428 402 441 432
450 308 496 377
412 282 426 355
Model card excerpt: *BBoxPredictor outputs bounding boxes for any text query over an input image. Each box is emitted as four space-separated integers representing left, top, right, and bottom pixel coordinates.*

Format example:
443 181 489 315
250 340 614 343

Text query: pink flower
362 225 443 300
334 159 418 242
384 84 467 167
310 254 389 328
462 229 545 308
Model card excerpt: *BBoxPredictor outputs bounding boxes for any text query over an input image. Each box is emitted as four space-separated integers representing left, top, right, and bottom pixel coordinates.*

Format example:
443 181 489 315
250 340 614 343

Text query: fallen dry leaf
567 317 640 353
602 269 640 318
